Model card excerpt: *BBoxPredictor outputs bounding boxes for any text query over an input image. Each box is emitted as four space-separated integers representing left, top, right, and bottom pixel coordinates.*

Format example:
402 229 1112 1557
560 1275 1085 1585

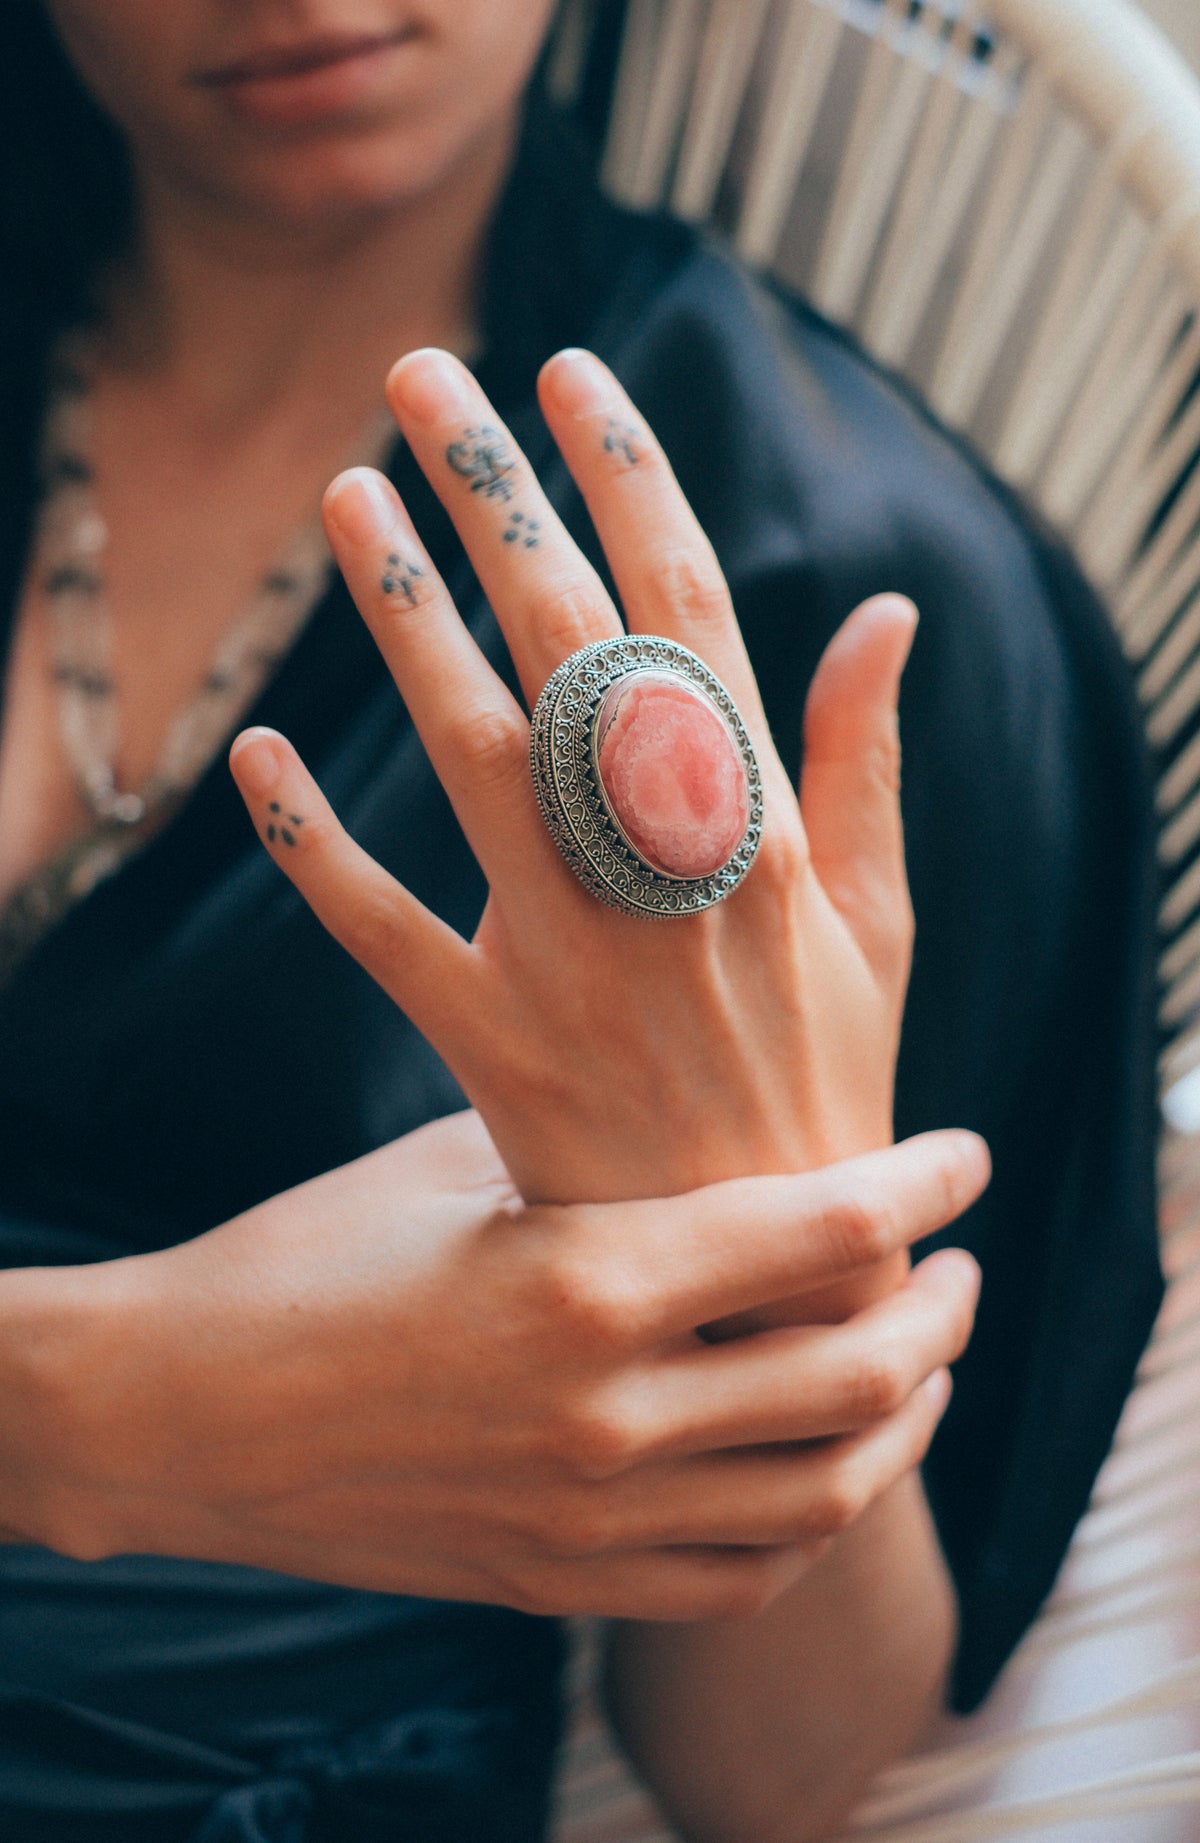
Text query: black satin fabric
0 100 1163 1837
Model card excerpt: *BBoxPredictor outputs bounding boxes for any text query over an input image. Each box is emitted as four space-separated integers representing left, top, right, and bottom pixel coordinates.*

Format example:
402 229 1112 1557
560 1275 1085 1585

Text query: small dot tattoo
603 418 641 467
504 511 540 549
381 556 425 606
265 804 304 848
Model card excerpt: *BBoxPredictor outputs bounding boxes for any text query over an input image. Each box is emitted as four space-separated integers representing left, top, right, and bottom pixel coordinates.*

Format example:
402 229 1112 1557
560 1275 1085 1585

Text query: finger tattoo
502 510 540 550
603 418 642 468
265 801 305 848
381 552 425 606
445 426 517 503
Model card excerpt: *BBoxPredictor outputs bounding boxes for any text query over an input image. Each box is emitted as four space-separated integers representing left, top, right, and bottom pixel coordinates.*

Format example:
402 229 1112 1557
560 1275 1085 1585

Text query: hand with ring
229 348 922 1321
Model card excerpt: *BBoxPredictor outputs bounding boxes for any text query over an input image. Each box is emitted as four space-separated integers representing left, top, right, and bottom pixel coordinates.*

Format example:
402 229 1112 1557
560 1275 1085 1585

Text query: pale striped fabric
548 1 1200 1835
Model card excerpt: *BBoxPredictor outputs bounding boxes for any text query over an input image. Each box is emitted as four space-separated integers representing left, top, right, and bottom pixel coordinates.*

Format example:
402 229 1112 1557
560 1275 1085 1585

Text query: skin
224 343 968 1835
1 1 552 902
0 4 987 1837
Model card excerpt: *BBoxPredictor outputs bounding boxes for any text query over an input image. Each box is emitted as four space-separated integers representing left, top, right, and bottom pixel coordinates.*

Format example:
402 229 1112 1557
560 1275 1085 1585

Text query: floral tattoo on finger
445 426 540 548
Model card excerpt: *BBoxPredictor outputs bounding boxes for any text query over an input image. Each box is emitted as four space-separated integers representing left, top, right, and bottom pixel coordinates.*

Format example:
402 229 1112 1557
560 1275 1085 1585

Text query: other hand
37 1114 984 1617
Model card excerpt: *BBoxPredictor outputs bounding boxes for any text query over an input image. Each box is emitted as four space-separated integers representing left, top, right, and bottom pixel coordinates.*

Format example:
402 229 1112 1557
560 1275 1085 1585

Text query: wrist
0 1254 161 1559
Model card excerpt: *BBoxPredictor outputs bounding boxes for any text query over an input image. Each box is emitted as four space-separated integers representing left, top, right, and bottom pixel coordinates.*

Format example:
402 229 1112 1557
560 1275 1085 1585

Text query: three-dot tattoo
445 425 544 548
445 426 516 502
603 418 641 467
381 551 424 606
503 511 540 549
265 801 304 848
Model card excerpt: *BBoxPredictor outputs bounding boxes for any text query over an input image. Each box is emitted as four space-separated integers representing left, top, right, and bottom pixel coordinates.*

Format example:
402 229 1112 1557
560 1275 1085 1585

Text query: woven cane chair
542 2 1200 1838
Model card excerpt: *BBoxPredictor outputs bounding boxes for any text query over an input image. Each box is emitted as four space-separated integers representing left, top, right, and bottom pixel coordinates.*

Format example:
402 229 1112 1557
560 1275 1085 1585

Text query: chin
191 113 507 236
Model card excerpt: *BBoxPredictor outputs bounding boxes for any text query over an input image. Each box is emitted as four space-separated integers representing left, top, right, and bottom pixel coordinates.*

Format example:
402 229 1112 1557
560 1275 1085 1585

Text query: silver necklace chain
0 341 394 983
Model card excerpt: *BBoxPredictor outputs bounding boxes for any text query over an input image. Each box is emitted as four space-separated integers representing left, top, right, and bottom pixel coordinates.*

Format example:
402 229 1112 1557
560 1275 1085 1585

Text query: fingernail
914 1246 982 1309
942 1248 983 1306
924 1368 954 1416
388 348 475 425
542 348 613 416
869 593 919 630
324 468 399 546
229 728 283 798
951 1130 992 1192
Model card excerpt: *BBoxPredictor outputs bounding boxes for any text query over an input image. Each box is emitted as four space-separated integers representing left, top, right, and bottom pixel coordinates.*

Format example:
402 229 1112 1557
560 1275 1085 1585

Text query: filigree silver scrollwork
529 635 762 917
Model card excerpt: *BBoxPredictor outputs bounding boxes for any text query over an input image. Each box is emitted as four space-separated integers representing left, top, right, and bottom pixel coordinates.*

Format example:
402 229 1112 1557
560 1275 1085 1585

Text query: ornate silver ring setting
529 634 762 917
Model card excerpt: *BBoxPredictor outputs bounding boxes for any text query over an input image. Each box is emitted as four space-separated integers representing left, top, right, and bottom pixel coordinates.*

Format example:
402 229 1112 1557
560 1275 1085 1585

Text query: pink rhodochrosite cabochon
594 671 750 879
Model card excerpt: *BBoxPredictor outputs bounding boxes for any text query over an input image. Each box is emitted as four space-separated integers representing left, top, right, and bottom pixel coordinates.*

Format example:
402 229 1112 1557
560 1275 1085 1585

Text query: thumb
798 594 917 975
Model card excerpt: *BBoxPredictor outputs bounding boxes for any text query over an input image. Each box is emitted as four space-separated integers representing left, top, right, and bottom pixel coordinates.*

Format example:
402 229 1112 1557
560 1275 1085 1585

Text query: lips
193 27 418 90
189 24 421 130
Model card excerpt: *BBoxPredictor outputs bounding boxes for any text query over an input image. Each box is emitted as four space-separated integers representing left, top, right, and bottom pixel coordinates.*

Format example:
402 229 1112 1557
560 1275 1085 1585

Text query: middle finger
386 347 623 706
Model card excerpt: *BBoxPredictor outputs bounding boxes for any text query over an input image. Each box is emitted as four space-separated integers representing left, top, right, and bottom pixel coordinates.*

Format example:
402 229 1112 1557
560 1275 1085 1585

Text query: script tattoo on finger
265 801 305 848
603 418 641 468
381 552 424 606
446 426 517 503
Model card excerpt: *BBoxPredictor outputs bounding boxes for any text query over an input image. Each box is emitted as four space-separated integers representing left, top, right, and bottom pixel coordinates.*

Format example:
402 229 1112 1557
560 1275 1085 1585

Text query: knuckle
538 1247 643 1352
455 707 529 790
536 1491 613 1558
562 1399 642 1479
825 1187 896 1268
523 578 610 661
818 1457 870 1536
707 1557 779 1621
336 879 414 969
846 1348 909 1421
652 548 732 636
751 824 812 902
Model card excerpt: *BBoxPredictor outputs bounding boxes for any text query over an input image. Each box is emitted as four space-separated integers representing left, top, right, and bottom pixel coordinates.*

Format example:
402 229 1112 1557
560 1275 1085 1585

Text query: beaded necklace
0 341 394 984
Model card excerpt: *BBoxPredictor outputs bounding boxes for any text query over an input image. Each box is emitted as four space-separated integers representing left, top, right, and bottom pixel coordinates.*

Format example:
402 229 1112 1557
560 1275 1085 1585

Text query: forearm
604 1472 955 1843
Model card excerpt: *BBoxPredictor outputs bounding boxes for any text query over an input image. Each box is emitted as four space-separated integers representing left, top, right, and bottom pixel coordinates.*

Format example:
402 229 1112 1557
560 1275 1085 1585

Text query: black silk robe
0 103 1163 1840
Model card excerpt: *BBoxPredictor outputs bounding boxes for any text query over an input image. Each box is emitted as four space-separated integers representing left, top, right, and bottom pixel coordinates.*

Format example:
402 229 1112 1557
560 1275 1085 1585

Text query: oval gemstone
594 670 750 879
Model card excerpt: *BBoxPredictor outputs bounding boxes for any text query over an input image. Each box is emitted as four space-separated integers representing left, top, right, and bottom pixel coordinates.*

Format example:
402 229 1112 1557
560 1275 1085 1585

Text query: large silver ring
530 635 763 917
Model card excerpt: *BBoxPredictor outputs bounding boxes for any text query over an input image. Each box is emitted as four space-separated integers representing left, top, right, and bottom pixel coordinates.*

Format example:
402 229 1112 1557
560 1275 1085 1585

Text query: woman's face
42 0 558 231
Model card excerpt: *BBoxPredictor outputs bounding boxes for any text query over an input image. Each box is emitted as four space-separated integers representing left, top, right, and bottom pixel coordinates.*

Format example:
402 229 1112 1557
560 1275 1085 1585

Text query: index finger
570 1130 991 1345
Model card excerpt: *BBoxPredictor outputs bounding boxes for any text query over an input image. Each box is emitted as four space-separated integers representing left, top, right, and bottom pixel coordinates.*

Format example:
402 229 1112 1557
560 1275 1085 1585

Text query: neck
98 114 517 432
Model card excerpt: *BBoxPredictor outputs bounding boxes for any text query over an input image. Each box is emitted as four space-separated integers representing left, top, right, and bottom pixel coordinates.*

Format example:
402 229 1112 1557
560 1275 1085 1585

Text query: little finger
228 725 482 1052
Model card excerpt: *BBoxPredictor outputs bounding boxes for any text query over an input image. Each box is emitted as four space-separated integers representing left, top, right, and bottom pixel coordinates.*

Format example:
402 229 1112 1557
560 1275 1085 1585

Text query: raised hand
228 350 917 1279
